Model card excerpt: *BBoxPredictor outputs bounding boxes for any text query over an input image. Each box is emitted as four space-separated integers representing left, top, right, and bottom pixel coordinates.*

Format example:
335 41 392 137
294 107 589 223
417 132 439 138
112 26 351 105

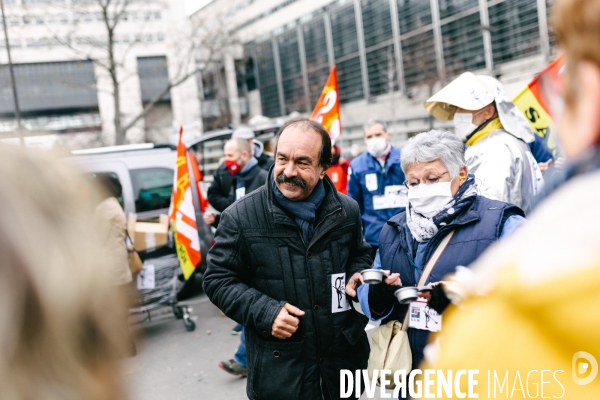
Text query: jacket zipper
299 206 343 371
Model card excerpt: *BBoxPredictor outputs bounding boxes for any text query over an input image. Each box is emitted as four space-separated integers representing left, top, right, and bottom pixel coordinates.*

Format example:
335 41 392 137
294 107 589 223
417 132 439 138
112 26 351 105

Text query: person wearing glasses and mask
424 74 543 214
348 129 526 386
348 118 406 260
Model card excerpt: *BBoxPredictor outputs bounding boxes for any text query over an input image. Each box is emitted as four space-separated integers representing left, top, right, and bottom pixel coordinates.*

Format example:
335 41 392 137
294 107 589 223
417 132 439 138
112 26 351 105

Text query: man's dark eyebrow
276 151 313 163
295 156 313 163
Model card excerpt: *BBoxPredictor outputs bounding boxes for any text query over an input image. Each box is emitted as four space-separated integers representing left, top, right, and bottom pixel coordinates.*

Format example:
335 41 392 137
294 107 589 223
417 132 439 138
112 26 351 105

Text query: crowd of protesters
0 0 598 399
203 1 600 399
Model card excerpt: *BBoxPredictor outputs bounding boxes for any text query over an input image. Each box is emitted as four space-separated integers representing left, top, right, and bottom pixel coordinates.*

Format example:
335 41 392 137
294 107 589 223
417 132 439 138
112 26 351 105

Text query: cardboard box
127 213 169 252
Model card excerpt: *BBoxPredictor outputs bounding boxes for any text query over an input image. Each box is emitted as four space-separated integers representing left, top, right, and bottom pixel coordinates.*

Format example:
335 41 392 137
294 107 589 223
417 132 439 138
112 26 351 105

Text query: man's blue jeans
233 328 247 367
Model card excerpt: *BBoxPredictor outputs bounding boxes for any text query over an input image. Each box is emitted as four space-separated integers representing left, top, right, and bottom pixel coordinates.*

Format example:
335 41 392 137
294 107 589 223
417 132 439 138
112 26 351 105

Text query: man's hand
203 211 216 225
382 270 401 286
418 281 446 301
538 159 553 174
272 303 305 339
345 272 364 297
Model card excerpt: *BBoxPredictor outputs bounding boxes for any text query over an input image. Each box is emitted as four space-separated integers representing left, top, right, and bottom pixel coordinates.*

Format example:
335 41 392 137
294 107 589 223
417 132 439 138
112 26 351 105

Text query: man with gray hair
232 127 274 171
348 118 406 260
349 129 526 392
205 137 268 228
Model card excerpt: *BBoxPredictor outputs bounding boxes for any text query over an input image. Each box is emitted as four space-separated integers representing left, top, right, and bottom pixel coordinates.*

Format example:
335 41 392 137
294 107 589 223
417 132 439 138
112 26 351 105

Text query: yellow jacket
424 170 600 398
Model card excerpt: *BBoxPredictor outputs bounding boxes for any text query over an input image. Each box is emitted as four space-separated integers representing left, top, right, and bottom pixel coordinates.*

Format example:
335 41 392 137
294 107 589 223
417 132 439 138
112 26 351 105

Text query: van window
130 168 174 212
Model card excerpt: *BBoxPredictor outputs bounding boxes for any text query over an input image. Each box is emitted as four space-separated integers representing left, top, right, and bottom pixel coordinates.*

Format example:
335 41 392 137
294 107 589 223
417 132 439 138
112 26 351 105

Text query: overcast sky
184 0 214 16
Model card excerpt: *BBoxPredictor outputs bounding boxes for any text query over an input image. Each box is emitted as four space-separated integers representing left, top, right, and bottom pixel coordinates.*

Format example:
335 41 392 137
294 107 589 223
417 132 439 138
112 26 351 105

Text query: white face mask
453 108 489 142
453 112 479 142
407 181 454 218
365 137 388 158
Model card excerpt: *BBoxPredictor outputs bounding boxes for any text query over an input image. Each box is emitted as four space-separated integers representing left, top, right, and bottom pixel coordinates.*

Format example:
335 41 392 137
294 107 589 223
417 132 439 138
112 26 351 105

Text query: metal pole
0 0 23 146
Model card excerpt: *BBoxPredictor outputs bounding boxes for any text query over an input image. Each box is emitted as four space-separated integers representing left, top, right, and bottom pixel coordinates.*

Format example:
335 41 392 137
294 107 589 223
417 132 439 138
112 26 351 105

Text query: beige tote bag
367 230 455 389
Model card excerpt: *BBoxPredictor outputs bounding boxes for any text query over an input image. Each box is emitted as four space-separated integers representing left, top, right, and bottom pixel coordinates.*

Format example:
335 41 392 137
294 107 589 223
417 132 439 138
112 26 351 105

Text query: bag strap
401 230 455 331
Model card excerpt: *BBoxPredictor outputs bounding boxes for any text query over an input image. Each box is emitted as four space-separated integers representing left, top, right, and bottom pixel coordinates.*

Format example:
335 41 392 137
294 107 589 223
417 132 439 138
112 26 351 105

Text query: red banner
310 65 342 142
170 126 201 280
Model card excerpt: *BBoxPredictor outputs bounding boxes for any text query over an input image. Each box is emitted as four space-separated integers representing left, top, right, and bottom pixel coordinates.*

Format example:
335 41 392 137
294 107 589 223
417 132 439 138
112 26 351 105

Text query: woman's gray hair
400 129 466 178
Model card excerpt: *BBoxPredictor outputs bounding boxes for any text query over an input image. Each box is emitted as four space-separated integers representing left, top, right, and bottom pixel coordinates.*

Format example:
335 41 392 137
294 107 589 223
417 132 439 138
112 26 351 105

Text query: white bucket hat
424 72 535 143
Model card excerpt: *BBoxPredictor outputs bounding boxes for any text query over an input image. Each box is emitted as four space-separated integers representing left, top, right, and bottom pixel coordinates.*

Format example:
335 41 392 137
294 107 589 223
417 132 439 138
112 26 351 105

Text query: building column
537 0 551 61
430 0 445 84
120 53 146 143
323 13 335 69
272 37 285 117
223 51 241 126
389 0 405 93
94 54 145 145
164 1 202 135
479 0 494 75
354 0 370 100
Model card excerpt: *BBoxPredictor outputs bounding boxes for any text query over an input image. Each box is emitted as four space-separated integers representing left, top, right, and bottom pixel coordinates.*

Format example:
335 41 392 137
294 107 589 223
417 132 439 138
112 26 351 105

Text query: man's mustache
276 173 308 190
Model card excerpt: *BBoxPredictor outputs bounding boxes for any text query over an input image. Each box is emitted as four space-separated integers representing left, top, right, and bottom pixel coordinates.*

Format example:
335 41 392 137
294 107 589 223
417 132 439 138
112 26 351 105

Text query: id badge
373 195 389 210
365 173 378 191
408 300 442 332
235 186 246 200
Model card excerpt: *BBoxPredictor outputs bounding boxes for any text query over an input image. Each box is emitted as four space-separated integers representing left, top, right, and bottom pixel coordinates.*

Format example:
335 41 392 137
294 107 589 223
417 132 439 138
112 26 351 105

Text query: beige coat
95 197 133 286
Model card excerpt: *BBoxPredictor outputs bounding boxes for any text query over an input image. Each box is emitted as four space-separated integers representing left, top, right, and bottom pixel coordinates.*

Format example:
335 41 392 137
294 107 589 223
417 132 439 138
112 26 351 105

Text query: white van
69 143 212 276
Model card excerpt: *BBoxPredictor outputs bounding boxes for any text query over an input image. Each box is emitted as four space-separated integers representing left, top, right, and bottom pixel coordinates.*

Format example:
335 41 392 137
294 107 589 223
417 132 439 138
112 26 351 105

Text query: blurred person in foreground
0 146 128 400
349 130 525 387
93 173 136 357
204 119 372 400
425 73 543 214
326 143 350 194
422 0 600 397
348 118 406 260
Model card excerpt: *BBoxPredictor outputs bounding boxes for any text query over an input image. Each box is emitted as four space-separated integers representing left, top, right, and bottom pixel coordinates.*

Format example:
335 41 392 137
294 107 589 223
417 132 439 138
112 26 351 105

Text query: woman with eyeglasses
354 129 526 385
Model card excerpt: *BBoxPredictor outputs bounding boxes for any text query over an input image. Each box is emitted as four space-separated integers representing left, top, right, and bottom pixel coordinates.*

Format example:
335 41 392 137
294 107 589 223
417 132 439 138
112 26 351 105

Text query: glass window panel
337 56 364 103
397 0 432 33
402 29 438 89
331 4 359 59
278 31 306 114
137 56 171 103
490 0 540 65
129 168 174 213
441 12 485 78
366 45 398 96
361 0 393 49
307 65 331 106
546 0 557 48
281 75 306 114
303 18 329 71
278 31 301 77
438 0 479 19
0 60 97 114
255 41 281 117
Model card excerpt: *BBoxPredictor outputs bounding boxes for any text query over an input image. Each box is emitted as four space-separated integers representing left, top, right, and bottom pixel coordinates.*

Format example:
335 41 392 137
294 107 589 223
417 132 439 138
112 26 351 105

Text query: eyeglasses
403 171 450 190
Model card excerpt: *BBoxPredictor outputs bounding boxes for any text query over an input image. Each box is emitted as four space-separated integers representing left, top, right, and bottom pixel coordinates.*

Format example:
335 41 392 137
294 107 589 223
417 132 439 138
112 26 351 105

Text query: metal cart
130 253 197 331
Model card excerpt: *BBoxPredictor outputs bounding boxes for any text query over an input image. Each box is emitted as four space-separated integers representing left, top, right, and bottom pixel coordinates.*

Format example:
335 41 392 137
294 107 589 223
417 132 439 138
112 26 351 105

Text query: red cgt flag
170 126 201 280
310 65 341 142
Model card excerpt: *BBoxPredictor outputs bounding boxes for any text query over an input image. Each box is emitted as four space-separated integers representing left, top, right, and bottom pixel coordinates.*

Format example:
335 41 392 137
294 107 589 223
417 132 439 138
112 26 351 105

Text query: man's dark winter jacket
373 196 524 370
203 174 372 400
207 163 268 213
257 152 275 171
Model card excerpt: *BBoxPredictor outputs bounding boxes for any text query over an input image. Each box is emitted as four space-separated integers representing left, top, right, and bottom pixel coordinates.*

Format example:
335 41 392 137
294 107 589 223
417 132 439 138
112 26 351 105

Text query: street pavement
122 295 387 400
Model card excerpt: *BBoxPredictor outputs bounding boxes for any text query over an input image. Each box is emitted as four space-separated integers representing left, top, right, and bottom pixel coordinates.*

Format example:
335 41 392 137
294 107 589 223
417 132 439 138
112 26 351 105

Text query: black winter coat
207 164 268 213
204 173 372 400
